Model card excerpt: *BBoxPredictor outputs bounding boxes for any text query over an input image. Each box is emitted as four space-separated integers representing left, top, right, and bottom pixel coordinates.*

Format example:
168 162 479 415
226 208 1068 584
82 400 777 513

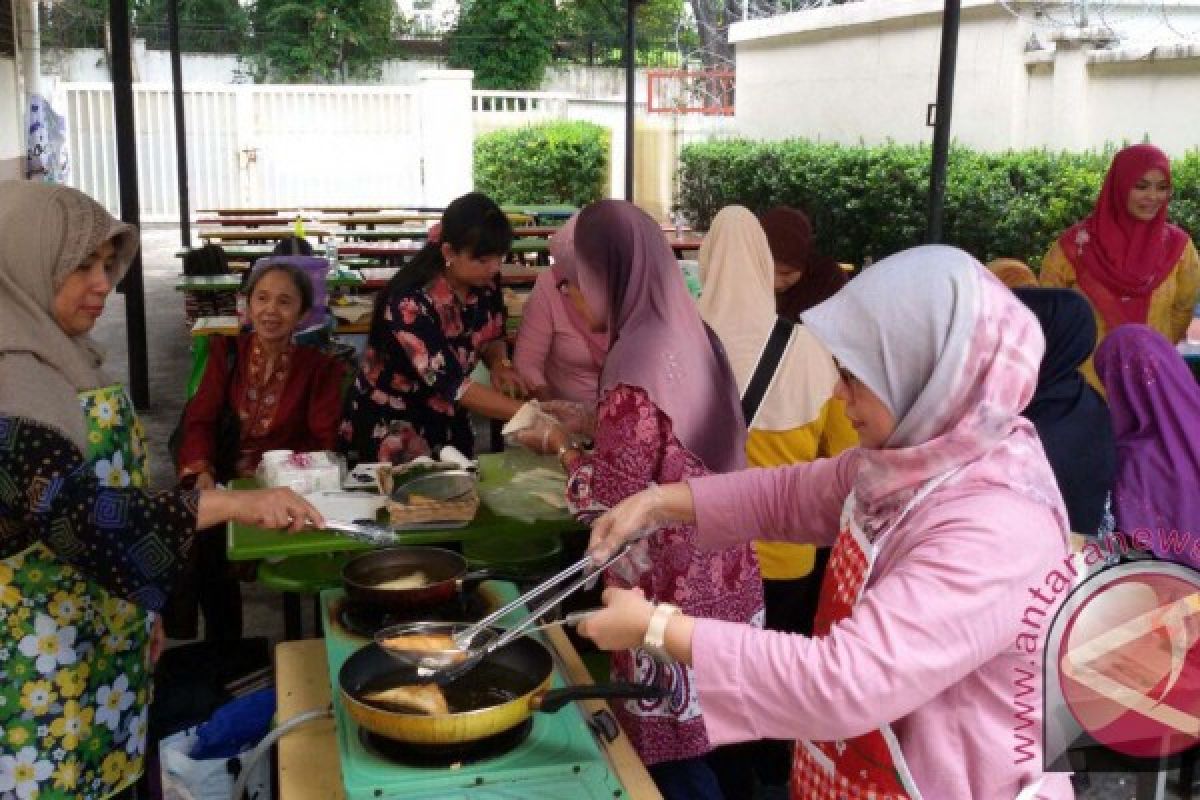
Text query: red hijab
1059 144 1189 330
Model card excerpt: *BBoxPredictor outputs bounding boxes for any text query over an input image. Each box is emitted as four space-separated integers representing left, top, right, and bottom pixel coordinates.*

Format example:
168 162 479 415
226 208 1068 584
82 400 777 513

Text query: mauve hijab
548 214 609 367
1013 288 1116 537
573 199 746 473
1095 324 1200 568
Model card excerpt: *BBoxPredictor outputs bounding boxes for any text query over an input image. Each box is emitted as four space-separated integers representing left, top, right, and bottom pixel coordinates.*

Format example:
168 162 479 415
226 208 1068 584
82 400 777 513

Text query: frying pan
341 546 493 611
339 631 666 745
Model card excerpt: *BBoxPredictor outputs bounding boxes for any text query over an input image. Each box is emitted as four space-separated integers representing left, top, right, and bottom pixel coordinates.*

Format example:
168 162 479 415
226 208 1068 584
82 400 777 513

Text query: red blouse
177 334 346 481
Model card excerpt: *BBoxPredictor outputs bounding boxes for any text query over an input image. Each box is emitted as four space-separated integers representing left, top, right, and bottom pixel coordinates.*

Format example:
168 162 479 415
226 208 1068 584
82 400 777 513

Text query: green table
175 271 364 292
226 453 584 560
503 205 578 225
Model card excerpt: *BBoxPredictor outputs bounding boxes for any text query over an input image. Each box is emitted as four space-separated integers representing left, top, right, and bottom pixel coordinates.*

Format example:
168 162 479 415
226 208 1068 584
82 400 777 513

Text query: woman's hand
576 587 655 651
224 488 324 532
193 472 216 491
149 615 166 665
588 486 669 564
491 363 530 399
511 417 569 456
541 400 596 437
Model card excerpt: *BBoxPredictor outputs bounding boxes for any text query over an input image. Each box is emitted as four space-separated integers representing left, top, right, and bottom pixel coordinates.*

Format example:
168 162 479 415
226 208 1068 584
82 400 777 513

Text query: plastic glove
509 416 568 456
541 400 597 437
587 486 670 568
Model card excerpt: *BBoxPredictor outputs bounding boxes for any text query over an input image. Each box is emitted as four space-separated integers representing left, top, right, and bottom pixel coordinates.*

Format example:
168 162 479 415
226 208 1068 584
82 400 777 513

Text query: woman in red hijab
758 206 847 320
1041 143 1200 389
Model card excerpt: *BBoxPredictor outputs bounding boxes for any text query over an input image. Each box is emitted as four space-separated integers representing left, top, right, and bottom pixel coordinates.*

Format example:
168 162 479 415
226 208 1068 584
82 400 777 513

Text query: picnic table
175 272 364 292
190 314 370 337
198 206 435 216
195 215 305 227
340 238 549 265
503 205 578 225
333 227 429 242
226 453 584 561
319 213 440 227
199 227 333 243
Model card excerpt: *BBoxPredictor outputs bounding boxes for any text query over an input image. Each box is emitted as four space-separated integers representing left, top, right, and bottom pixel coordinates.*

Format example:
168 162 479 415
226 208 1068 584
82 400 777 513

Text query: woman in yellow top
1041 143 1200 389
698 206 856 627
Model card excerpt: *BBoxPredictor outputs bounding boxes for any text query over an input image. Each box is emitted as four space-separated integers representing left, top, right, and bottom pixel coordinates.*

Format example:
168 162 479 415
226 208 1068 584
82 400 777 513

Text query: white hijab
0 181 138 449
698 205 841 431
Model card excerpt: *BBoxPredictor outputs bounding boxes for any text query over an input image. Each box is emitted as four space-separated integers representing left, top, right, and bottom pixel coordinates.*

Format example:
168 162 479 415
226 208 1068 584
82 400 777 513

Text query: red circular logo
1059 570 1200 759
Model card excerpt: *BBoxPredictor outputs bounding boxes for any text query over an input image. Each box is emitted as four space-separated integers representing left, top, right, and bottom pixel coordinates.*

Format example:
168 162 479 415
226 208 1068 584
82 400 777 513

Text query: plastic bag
159 727 270 800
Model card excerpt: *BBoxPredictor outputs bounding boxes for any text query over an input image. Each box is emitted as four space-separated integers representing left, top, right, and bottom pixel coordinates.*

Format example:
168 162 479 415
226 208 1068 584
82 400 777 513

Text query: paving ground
88 225 1190 800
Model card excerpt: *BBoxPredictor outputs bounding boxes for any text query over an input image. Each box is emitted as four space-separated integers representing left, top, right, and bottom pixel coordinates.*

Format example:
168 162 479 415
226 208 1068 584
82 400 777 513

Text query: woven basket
377 463 480 526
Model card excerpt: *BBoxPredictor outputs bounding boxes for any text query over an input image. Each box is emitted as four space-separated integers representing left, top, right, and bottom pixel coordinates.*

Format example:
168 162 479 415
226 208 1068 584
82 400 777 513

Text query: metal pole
168 0 191 249
624 0 636 201
925 0 960 244
109 0 150 408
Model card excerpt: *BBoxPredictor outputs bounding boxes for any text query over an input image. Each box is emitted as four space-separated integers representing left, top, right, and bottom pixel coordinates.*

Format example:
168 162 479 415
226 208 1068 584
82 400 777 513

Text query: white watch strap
644 603 681 650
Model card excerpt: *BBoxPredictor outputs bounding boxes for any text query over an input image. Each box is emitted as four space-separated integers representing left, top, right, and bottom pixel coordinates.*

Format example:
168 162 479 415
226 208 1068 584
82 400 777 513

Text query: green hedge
474 121 610 208
676 139 1200 267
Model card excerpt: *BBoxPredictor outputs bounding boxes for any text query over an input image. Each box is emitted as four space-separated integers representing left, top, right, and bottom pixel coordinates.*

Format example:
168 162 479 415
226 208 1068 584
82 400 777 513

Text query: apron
0 385 153 800
790 472 958 800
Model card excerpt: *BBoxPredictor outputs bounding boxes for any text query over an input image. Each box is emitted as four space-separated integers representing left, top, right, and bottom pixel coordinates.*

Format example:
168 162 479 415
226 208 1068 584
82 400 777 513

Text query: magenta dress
566 383 763 766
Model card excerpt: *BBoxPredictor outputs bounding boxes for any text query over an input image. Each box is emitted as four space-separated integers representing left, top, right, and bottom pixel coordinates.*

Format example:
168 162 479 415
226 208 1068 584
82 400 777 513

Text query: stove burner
359 719 533 767
335 591 492 639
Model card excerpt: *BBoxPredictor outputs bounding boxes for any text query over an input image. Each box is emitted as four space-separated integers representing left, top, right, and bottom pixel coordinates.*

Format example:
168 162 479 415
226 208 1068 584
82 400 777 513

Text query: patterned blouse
565 384 764 767
340 274 506 462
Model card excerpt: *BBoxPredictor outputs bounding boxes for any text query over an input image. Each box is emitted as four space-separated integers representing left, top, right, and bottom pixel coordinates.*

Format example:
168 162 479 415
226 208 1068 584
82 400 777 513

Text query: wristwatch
643 603 681 663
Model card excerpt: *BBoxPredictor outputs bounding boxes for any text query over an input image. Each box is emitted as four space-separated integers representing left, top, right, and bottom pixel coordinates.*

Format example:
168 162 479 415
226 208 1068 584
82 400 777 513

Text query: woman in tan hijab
987 258 1039 289
0 181 322 798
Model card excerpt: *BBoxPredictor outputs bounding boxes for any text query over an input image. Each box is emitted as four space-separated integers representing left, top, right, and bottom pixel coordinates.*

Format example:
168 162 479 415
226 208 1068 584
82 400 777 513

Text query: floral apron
0 386 153 800
790 474 958 800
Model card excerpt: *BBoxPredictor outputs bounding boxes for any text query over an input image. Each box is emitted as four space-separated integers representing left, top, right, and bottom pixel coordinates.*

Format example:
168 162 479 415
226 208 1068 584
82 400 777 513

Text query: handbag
740 316 795 428
169 337 242 484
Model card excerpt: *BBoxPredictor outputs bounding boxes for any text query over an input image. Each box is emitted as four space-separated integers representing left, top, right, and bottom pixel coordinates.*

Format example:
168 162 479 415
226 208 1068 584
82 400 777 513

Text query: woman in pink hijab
529 199 762 800
513 215 608 403
1041 143 1200 389
578 246 1075 799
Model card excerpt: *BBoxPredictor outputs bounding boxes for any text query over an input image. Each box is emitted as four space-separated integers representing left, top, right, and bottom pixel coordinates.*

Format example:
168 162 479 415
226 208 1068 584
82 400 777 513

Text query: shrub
474 121 610 207
676 139 1200 268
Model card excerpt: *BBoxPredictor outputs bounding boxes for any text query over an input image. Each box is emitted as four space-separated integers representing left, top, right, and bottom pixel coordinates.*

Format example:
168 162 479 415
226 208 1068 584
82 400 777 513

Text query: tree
248 0 396 83
689 0 738 67
557 0 690 51
446 0 556 90
39 0 108 50
134 0 248 53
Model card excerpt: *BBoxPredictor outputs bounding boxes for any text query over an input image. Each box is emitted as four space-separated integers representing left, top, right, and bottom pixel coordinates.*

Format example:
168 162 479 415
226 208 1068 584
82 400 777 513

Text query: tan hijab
0 181 138 449
698 205 841 432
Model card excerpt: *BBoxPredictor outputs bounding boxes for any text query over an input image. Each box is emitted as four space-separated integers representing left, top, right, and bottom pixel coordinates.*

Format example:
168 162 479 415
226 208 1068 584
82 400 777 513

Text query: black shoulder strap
741 317 795 427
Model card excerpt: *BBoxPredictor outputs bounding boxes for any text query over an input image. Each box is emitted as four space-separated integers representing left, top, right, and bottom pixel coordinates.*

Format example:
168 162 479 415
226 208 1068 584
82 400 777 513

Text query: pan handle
534 682 669 714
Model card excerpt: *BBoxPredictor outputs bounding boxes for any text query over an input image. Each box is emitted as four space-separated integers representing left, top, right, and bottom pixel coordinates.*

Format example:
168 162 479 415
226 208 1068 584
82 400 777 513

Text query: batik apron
790 472 958 800
0 385 153 800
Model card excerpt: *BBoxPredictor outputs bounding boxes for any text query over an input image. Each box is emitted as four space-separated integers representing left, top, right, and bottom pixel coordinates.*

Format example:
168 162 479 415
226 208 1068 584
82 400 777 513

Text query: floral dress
0 386 197 800
340 274 506 462
565 384 764 767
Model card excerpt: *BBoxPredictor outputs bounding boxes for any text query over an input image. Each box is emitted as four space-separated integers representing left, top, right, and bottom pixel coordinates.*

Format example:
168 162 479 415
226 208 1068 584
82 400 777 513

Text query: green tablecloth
176 271 364 292
226 452 584 560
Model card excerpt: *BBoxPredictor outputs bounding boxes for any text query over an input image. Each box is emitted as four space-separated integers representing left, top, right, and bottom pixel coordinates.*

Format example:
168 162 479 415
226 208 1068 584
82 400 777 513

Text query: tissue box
259 451 342 493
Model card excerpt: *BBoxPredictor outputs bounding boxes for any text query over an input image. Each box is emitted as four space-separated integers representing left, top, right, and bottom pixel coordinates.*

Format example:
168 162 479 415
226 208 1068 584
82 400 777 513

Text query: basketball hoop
646 69 735 116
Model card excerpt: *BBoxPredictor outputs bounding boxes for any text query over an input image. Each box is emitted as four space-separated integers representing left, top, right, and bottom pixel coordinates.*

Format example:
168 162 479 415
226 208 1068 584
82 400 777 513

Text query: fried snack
373 571 429 590
404 492 438 506
380 633 466 662
363 683 449 715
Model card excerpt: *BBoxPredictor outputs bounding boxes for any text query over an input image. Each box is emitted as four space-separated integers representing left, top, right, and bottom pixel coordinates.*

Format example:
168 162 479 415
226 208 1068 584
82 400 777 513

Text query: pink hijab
802 245 1068 539
574 199 746 474
548 214 609 368
1059 144 1189 330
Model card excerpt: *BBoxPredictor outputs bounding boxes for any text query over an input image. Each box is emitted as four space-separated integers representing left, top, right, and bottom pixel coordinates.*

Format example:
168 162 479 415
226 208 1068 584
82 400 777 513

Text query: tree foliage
556 0 689 49
475 121 610 206
248 0 397 83
447 0 556 90
135 0 249 52
38 0 108 50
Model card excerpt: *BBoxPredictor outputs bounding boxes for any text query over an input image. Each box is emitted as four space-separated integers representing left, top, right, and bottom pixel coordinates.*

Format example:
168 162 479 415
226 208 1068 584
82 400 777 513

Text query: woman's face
774 261 804 294
443 243 503 290
833 364 896 448
1126 168 1171 222
248 269 304 345
53 239 116 337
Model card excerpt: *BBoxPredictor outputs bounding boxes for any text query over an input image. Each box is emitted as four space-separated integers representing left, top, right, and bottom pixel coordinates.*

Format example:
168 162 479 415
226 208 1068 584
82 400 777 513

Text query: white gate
62 82 429 221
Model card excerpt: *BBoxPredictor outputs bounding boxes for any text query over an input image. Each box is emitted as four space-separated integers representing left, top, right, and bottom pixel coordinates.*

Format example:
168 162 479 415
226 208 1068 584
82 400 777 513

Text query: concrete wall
0 57 22 177
732 0 1200 156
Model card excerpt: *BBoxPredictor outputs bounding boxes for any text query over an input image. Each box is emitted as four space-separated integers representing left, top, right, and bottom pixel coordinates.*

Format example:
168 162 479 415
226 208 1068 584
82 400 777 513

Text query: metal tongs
377 529 651 685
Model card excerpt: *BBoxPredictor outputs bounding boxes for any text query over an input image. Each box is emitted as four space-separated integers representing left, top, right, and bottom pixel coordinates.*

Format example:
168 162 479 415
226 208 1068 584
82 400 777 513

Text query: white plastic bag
159 728 270 800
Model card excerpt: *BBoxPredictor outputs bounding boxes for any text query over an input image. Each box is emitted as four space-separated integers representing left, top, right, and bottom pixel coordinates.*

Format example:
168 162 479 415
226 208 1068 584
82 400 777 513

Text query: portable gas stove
320 584 629 799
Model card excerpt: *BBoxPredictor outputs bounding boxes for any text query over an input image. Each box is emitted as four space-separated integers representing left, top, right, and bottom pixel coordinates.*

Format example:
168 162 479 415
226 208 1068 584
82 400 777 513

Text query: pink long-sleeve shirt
687 450 1075 800
513 271 602 404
